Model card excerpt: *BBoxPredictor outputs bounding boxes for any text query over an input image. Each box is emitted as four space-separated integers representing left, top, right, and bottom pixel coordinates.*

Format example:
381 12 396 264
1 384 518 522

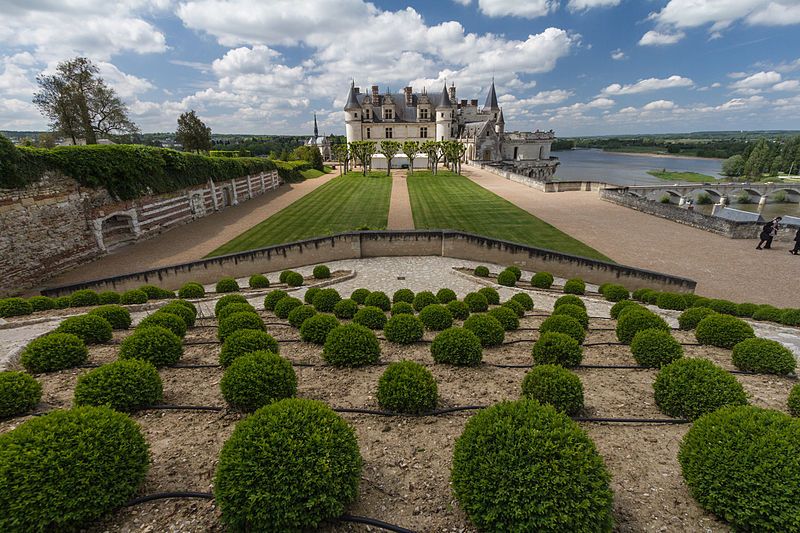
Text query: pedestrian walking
756 216 782 250
791 227 800 255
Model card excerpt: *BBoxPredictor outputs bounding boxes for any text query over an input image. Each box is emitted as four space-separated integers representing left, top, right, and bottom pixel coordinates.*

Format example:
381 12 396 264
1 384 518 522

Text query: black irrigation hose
184 340 220 345
573 417 690 424
333 406 486 417
340 515 417 533
144 404 224 412
172 363 220 369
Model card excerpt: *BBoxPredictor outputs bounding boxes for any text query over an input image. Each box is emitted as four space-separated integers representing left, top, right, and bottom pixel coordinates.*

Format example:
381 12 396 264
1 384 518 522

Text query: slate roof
483 81 499 110
713 207 763 223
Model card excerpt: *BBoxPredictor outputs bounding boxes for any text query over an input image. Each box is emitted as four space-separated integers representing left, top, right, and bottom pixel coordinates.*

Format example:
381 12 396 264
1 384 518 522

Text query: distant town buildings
305 114 332 160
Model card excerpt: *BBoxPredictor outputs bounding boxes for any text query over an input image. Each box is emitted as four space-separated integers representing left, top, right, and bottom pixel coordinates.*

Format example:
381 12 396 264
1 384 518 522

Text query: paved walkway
387 170 415 229
38 173 339 292
462 165 799 307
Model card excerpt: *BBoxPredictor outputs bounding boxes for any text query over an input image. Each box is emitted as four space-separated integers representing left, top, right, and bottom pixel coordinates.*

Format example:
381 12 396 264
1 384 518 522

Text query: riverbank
603 149 725 161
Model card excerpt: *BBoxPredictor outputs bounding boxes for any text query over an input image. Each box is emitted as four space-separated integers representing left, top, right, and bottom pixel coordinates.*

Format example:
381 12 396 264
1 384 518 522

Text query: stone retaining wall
470 163 609 192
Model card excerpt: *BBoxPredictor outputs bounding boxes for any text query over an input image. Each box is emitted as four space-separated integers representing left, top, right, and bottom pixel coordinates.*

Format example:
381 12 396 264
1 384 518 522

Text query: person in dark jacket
791 227 800 255
756 217 782 250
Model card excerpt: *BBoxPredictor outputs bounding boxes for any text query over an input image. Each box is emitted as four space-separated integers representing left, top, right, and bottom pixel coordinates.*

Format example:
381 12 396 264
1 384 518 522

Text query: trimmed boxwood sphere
304 287 321 304
21 332 88 373
506 265 522 280
312 288 341 312
431 327 483 366
463 292 489 313
436 288 457 304
511 292 534 311
138 311 187 338
323 324 380 366
615 309 669 345
610 299 640 319
353 306 387 330
0 406 149 532
540 315 586 345
447 300 470 320
644 291 661 305
312 265 331 279
159 302 197 327
284 271 304 287
451 400 613 532
300 314 341 344
0 371 41 417
173 298 197 313
97 291 121 305
220 351 297 412
632 288 652 301
735 302 759 317
679 405 800 531
56 314 113 344
263 289 288 311
384 314 424 344
287 304 316 328
695 314 755 349
531 271 554 289
497 269 517 287
478 287 500 305
88 304 132 330
789 384 800 416
214 398 361 531
28 295 55 312
220 329 279 367
249 274 270 289
412 290 438 311
391 301 415 316
215 293 248 315
216 277 240 293
603 284 629 302
731 337 796 375
464 314 505 347
74 359 162 412
274 296 302 319
392 288 415 303
350 288 370 304
120 289 148 305
474 265 490 277
218 312 265 342
655 292 686 311
138 285 174 300
178 282 205 299
780 308 800 326
488 306 519 331
217 302 257 322
677 307 716 330
501 299 525 318
654 358 747 420
707 299 738 315
53 296 71 309
521 365 584 415
278 270 292 283
552 303 588 329
331 298 357 319
68 289 100 307
377 360 437 414
563 278 586 295
120 325 182 367
419 304 454 331
554 294 585 310
752 305 783 322
630 329 683 368
532 331 583 367
364 291 391 311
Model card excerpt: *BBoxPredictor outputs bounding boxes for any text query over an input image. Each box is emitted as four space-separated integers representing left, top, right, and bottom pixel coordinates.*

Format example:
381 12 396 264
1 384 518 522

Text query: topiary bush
552 303 588 329
540 314 586 345
138 311 187 338
695 313 755 349
216 277 240 293
53 296 71 309
656 292 687 311
488 306 519 331
274 296 303 319
352 306 387 330
630 329 683 368
383 314 424 344
463 314 505 347
89 305 132 330
632 288 653 302
377 360 438 414
690 296 713 308
511 292 534 311
563 278 586 295
213 399 361 531
447 300 470 320
364 291 390 311
288 304 316 328
653 358 747 420
284 271 304 287
731 337 796 375
506 265 522 280
20 332 88 373
248 274 270 289
300 314 341 345
474 265 490 277
497 269 517 287
220 329 279 367
393 288 415 303
478 287 500 305
0 371 41 418
173 298 197 313
678 405 800 531
419 304 454 331
159 302 197 327
752 305 783 322
98 291 121 305
678 307 716 330
74 359 162 412
615 309 669 345
554 294 585 311
391 301 415 316
263 289 288 311
644 291 661 305
521 365 584 415
451 400 613 532
436 288 457 304
707 299 738 316
218 312 265 342
501 299 525 318
120 325 182 367
463 292 489 313
120 289 148 305
138 285 174 300
69 289 100 307
304 287 321 305
220 351 297 412
780 308 800 327
28 296 55 312
217 302 257 322
610 299 640 320
278 270 292 283
531 331 583 367
350 288 370 304
56 314 113 344
323 324 380 366
312 288 341 312
0 406 149 532
0 297 33 318
312 265 331 279
735 302 759 318
178 282 205 299
431 327 483 365
682 294 702 307
531 271 554 289
789 384 800 417
602 284 629 302
412 290 438 312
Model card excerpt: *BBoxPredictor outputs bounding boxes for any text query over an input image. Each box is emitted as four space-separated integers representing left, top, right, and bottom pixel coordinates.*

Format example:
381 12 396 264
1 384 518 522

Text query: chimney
470 99 478 106
404 86 413 105
460 99 467 107
372 85 379 101
448 84 456 103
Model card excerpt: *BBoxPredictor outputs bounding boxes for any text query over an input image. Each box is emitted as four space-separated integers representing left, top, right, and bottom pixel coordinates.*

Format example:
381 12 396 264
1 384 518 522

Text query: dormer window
384 108 393 119
419 108 429 119
365 109 370 119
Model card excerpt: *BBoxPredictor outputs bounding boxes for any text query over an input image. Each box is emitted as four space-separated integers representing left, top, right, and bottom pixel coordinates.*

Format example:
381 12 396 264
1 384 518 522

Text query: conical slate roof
497 108 505 124
344 81 360 110
437 83 452 108
483 80 499 111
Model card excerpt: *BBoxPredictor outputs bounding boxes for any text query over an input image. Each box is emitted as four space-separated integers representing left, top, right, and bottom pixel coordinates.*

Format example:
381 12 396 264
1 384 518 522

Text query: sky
1 0 799 137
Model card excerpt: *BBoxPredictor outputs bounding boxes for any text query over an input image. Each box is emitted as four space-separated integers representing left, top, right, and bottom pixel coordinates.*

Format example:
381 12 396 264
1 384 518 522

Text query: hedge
0 297 33 318
602 284 629 302
554 294 585 311
350 288 370 304
511 292 534 311
287 304 317 328
333 299 359 319
217 312 265 341
178 282 205 299
138 311 187 338
27 296 55 312
418 304 453 331
120 289 148 305
497 269 517 287
312 288 341 312
615 309 669 345
474 266 490 277
488 306 519 331
656 292 687 311
463 292 489 313
412 291 438 312
551 303 588 330
68 289 100 307
377 361 437 414
391 301 415 316
217 302 257 322
501 299 525 318
352 306 387 330
216 277 240 293
789 384 800 417
364 291 391 311
312 265 331 279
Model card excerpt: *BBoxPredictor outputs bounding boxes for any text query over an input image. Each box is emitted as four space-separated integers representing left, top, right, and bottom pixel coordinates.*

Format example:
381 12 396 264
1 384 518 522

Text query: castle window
384 108 393 119
366 127 371 139
420 127 428 138
419 108 428 119
385 128 393 138
365 109 370 119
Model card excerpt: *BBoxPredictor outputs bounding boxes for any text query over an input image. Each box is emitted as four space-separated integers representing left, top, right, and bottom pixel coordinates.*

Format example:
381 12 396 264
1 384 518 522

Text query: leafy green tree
421 141 444 174
402 140 419 174
443 140 467 175
349 141 376 176
332 144 349 175
721 155 745 177
743 139 772 179
291 145 324 171
379 140 401 176
176 110 211 153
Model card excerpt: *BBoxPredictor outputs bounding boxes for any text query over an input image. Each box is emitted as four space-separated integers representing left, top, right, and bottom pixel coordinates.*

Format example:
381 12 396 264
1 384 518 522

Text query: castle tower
343 81 362 143
483 79 500 121
495 108 505 135
435 83 452 141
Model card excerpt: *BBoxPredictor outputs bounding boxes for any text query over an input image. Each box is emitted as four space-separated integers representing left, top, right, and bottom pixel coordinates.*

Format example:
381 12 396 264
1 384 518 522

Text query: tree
379 140 401 176
721 155 745 178
33 57 138 144
442 140 467 175
291 145 324 170
422 141 443 174
349 141 376 176
402 140 419 174
332 144 349 175
37 132 56 148
743 139 772 179
176 110 212 153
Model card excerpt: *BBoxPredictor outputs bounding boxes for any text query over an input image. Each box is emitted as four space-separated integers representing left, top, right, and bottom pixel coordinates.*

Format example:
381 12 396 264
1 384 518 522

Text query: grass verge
647 170 716 183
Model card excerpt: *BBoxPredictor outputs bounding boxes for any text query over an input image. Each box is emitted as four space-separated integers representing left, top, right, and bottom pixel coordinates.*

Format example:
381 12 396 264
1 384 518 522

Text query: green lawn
407 171 612 261
647 170 716 183
207 171 392 256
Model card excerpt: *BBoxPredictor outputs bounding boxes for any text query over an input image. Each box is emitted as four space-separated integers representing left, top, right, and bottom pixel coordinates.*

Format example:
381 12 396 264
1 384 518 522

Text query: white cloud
773 80 800 91
642 100 676 110
452 0 472 4
649 1 800 39
638 30 686 46
730 70 782 92
601 75 694 95
611 49 626 60
97 62 155 99
476 0 558 19
567 0 621 12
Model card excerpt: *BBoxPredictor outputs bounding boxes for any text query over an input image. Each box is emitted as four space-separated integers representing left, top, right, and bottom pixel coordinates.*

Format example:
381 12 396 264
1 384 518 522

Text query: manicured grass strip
301 167 333 179
407 171 612 262
647 170 716 183
207 172 392 256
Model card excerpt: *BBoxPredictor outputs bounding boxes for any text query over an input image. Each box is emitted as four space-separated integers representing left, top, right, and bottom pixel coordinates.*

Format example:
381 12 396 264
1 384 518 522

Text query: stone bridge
616 182 800 209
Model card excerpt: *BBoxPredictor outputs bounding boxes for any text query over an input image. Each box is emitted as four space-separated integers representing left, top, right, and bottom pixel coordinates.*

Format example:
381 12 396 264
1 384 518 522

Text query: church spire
313 113 319 137
483 78 499 111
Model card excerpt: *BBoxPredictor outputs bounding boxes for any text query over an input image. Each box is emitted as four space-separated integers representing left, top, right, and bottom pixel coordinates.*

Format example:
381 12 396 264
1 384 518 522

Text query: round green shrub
159 302 197 327
120 289 148 305
300 314 341 345
213 399 361 531
323 324 380 367
478 287 500 305
284 271 304 287
173 299 197 314
0 371 41 417
436 288 457 304
677 307 716 330
656 292 687 311
28 296 55 312
274 296 302 319
216 293 249 315
68 289 100 307
474 265 490 277
506 265 522 280
218 312 265 342
695 314 755 349
488 306 519 331
312 265 331 279
53 296 71 309
327 299 355 320
120 326 182 367
645 291 662 305
531 332 583 367
501 299 525 318
431 327 482 365
88 304 131 330
217 302 257 322
312 288 341 312
682 294 702 307
552 303 588 329
598 283 611 295
447 300 470 320
20 333 88 373
383 314 424 344
563 278 586 295
451 400 613 532
735 302 759 317
554 294 585 310
615 309 669 345
364 291 391 311
248 274 270 289
531 271 554 289
220 352 297 412
263 289 288 311
0 297 33 318
220 329 279 367
789 384 800 416
511 292 534 311
521 365 584 415
419 304 454 331
304 286 321 304
497 269 517 287
653 358 747 419
287 304 316 328
690 296 713 308
178 282 205 299
463 314 505 347
377 360 438 414
391 301 415 316
752 305 783 322
278 270 292 283
463 292 489 312
352 306 387 330
731 338 796 375
632 288 653 301
216 277 240 293
98 291 121 305
610 299 640 319
350 288 370 304
0 406 149 532
780 308 800 327
412 290 438 311
540 314 586 345
630 329 683 368
707 299 738 315
603 284 629 302
138 285 174 300
138 311 187 338
679 405 800 531
74 359 162 412
393 288 415 303
56 314 113 344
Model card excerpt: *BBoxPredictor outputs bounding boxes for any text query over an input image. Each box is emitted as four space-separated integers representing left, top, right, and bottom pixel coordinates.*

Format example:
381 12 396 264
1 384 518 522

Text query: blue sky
1 0 799 136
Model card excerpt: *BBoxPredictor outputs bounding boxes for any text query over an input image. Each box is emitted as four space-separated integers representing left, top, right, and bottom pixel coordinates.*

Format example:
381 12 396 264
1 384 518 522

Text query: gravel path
387 169 414 229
